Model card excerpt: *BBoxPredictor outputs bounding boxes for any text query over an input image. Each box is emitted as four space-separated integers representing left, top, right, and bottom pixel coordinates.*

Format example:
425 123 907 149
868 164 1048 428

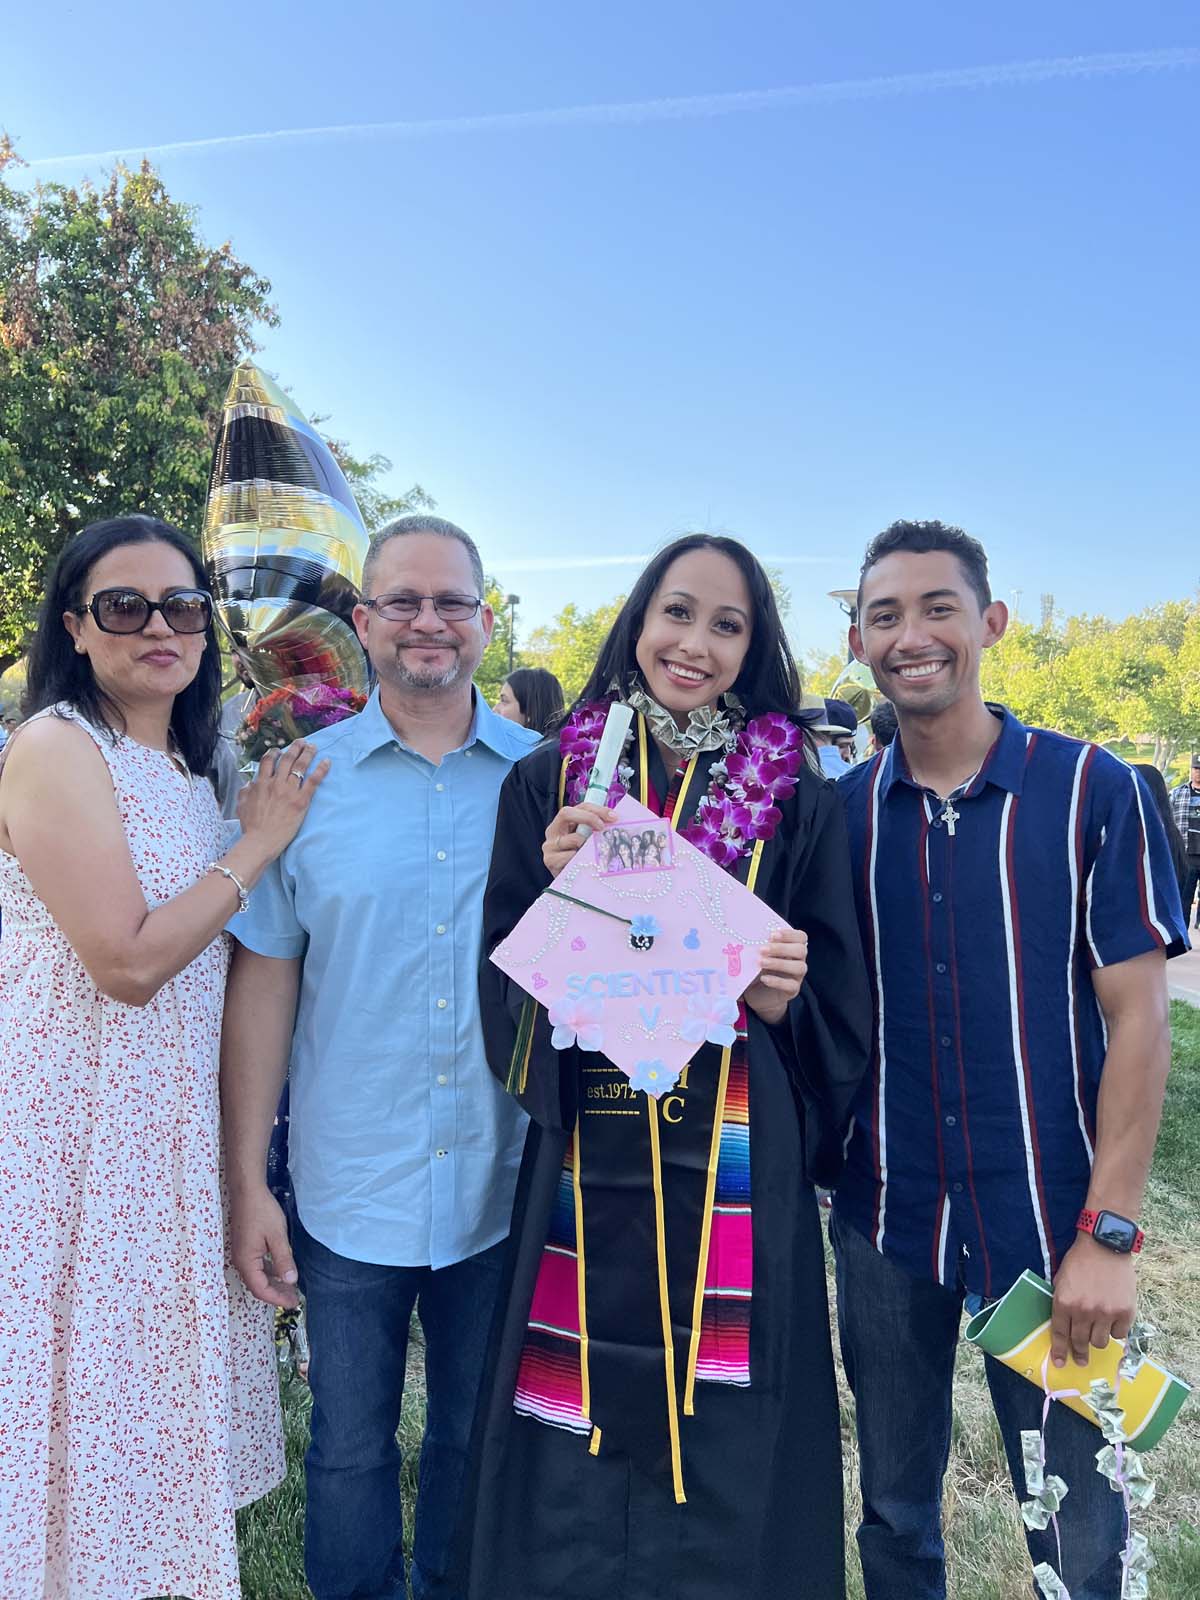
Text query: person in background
834 518 1186 1600
221 513 538 1600
0 513 324 1599
868 698 898 752
495 666 565 737
1169 753 1200 927
1134 763 1187 908
807 694 859 777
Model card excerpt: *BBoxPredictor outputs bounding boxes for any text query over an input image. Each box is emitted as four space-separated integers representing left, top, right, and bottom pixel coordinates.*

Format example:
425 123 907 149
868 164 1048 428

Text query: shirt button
936 962 947 975
436 850 447 861
945 1114 957 1127
932 892 943 904
436 1148 447 1158
940 1035 951 1048
437 1073 448 1086
464 750 473 758
953 1181 964 1193
435 924 447 935
437 998 448 1009
435 781 445 792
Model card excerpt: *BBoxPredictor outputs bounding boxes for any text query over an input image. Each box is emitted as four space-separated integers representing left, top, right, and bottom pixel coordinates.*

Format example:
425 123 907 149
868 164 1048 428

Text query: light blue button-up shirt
232 687 538 1268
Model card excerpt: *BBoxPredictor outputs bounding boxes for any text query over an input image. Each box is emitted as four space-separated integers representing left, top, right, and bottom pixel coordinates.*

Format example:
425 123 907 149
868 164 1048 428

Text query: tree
801 647 850 697
321 434 433 534
0 141 279 672
979 597 1200 767
523 598 628 703
0 658 25 718
474 581 520 706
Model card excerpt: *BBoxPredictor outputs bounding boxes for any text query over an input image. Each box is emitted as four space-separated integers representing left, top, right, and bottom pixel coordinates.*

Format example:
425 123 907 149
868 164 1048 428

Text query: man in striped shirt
832 520 1187 1600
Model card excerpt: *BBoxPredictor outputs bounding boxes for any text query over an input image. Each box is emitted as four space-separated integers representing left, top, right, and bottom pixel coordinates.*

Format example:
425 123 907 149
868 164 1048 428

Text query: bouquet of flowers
237 682 367 764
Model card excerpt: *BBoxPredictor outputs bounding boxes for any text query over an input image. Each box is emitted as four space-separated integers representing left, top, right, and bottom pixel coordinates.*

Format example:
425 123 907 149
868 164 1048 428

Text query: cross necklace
938 797 961 836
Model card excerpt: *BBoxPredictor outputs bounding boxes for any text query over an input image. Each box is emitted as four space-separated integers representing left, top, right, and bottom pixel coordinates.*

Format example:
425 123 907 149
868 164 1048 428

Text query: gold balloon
202 364 369 695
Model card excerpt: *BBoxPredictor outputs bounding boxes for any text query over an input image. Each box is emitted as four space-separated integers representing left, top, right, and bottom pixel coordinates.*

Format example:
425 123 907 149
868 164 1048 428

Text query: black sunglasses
76 587 214 635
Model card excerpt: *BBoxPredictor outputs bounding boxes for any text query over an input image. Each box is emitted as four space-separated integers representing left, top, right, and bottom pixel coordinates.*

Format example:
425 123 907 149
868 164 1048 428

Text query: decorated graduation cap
491 791 784 1094
202 363 370 696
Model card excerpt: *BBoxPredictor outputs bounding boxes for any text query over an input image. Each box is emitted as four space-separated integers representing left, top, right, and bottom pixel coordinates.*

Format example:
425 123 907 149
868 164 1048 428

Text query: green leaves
980 598 1200 767
0 140 276 669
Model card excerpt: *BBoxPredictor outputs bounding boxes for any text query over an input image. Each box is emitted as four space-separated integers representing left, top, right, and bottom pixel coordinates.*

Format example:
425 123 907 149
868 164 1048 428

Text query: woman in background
496 666 565 736
1132 761 1188 903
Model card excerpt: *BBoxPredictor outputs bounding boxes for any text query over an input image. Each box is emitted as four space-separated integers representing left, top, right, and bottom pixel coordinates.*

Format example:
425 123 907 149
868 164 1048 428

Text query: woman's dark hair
505 667 565 736
1131 763 1188 896
575 534 801 716
24 514 222 775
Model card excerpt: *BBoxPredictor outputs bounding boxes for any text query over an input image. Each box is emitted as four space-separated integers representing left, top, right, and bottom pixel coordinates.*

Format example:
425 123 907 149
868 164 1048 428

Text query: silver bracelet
210 863 250 914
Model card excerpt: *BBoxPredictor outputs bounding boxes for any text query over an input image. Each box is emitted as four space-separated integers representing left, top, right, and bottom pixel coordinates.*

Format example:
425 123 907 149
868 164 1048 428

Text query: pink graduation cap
490 794 785 1096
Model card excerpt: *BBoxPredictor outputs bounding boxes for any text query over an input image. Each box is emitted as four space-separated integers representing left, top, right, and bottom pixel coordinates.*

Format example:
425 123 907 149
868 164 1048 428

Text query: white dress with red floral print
0 708 284 1600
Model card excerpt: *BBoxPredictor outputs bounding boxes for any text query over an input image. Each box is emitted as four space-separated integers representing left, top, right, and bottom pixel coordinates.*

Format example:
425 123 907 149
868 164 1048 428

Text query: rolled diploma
575 701 634 840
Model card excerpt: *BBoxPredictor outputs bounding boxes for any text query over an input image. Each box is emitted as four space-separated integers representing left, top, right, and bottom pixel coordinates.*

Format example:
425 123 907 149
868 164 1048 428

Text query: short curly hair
857 519 991 613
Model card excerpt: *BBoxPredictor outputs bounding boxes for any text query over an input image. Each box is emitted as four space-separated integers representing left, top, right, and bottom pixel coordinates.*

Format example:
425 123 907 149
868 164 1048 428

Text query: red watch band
1076 1208 1144 1254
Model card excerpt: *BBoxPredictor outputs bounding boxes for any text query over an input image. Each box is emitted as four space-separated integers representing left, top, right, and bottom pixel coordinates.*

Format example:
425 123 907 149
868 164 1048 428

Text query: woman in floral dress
0 515 327 1600
469 535 872 1599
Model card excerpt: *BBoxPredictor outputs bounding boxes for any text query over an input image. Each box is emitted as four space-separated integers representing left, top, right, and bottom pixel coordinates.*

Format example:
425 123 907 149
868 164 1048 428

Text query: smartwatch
1076 1208 1144 1255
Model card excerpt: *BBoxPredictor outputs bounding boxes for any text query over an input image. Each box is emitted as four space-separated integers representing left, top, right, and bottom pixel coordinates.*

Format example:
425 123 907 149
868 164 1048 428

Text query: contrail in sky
27 47 1199 169
492 553 839 573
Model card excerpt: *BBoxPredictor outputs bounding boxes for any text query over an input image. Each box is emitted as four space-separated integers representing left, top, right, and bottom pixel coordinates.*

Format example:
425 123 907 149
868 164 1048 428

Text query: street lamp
505 594 520 673
828 588 858 661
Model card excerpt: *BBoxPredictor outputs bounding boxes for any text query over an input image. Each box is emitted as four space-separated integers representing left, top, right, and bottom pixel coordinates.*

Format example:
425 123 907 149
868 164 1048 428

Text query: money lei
1025 1323 1159 1600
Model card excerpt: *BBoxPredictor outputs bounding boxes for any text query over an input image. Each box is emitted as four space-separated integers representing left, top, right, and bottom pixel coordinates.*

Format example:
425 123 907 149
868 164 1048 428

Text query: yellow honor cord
647 1096 688 1504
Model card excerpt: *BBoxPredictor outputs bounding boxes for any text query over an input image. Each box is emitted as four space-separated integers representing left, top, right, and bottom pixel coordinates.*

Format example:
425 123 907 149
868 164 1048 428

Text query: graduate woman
471 535 871 1600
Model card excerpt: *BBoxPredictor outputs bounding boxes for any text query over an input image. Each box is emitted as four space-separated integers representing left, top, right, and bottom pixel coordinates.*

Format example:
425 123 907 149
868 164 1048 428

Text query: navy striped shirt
834 707 1188 1299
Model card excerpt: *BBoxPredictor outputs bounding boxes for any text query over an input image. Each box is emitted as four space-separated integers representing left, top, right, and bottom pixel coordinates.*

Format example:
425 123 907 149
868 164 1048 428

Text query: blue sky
5 2 1197 657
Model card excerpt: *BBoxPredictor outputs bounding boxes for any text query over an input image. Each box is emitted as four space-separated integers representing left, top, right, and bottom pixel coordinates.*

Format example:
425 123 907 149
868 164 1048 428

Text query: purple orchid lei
559 700 803 869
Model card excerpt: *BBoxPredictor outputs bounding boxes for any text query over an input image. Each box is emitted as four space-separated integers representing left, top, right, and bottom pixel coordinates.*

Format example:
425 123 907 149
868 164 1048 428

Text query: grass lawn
235 1003 1200 1599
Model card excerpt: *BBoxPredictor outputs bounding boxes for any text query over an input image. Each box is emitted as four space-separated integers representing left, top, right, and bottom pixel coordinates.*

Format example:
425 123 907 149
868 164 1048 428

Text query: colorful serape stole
513 1031 754 1431
513 1138 591 1434
694 1014 751 1386
512 747 755 1437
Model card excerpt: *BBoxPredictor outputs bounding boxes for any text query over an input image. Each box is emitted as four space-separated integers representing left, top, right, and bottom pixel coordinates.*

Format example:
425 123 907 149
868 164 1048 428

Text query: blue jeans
290 1211 505 1600
832 1211 1127 1600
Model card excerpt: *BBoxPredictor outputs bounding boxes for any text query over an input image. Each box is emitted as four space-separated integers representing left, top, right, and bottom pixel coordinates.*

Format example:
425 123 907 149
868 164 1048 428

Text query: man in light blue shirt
221 515 537 1600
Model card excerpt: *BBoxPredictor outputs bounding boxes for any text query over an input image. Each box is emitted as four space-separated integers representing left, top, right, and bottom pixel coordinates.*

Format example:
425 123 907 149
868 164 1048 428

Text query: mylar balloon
202 364 370 695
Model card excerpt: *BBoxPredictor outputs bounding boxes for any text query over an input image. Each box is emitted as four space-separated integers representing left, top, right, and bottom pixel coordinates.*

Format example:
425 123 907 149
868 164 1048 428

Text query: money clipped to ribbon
203 363 370 697
490 791 784 1093
964 1270 1190 1450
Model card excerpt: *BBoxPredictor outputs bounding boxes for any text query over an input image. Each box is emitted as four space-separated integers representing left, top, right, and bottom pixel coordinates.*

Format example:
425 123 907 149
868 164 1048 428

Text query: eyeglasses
362 592 483 622
77 587 214 635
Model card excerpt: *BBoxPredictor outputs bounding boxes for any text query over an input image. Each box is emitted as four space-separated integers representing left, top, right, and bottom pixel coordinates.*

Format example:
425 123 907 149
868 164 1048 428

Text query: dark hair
869 699 899 747
857 519 991 614
24 515 222 775
505 667 565 736
363 513 484 597
1132 763 1187 890
576 534 801 716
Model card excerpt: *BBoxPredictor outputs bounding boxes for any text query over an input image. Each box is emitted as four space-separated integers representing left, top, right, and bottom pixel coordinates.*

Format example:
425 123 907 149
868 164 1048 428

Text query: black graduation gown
468 726 871 1600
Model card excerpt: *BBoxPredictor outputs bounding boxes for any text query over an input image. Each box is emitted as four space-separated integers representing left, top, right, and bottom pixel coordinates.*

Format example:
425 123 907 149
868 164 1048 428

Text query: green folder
965 1270 1190 1451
